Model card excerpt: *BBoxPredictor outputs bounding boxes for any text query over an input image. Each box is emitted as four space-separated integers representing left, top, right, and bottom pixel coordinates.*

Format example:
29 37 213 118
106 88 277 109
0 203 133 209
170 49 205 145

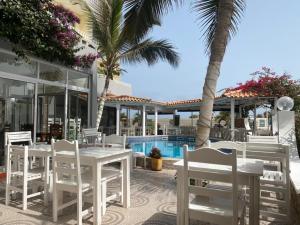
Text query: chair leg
77 192 83 225
5 177 10 206
53 188 58 222
23 179 28 210
102 182 107 216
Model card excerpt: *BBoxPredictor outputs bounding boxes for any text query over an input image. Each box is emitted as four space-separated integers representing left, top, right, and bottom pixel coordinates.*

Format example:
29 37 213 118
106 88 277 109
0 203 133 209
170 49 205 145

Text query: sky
122 0 300 102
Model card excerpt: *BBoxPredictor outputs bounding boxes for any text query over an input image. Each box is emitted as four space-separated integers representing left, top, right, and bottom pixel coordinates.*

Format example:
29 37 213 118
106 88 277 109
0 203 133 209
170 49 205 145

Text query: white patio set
0 130 292 225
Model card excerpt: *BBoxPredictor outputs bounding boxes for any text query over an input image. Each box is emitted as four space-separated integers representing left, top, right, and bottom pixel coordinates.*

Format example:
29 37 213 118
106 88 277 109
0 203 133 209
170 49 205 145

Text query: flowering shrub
75 53 99 68
47 3 81 50
149 147 162 159
0 0 97 68
227 67 300 98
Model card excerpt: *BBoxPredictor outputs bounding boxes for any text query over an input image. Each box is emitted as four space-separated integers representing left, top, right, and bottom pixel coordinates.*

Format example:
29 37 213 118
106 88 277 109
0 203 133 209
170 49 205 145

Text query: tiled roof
106 95 152 103
106 94 202 106
104 90 263 106
222 89 259 98
166 98 202 106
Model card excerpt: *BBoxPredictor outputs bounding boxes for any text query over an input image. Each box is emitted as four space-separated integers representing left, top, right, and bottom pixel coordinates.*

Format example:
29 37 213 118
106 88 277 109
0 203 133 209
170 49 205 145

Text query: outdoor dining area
1 130 131 225
0 127 296 225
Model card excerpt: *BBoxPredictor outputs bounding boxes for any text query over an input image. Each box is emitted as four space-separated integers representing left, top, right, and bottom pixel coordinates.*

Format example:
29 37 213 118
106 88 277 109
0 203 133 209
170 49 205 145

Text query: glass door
0 78 34 164
67 90 88 141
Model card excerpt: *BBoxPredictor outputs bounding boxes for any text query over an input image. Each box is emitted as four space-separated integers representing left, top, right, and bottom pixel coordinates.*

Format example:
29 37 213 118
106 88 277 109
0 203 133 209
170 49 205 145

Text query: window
0 52 37 77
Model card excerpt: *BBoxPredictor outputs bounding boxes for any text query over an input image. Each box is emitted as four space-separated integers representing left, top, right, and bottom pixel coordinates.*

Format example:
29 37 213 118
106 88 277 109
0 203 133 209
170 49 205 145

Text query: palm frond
120 38 179 68
123 0 182 42
110 0 123 48
75 0 111 53
193 0 245 53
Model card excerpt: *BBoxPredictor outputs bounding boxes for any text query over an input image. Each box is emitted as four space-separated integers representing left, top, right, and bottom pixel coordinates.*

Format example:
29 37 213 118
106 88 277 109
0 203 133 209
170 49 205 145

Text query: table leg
253 176 260 225
249 176 260 225
177 169 184 225
122 156 130 208
93 161 102 225
249 177 254 225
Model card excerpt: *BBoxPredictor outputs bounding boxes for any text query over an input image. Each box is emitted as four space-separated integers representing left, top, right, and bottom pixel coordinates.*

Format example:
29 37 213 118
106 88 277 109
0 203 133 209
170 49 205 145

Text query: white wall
97 76 132 96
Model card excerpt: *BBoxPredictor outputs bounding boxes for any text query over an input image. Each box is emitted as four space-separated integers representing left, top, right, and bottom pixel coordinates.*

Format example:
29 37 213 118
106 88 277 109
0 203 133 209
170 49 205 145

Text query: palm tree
124 0 245 147
79 0 180 129
194 0 245 147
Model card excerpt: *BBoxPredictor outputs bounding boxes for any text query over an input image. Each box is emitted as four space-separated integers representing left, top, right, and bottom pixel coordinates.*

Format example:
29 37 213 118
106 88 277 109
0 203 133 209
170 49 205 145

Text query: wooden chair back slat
247 135 278 143
189 185 233 199
188 170 233 183
5 131 33 146
210 141 246 158
187 147 235 166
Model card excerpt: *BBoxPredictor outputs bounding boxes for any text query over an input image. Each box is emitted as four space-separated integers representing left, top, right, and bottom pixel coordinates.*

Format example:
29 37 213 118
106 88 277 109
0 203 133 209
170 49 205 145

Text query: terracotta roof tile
166 99 202 106
222 89 259 98
106 95 152 103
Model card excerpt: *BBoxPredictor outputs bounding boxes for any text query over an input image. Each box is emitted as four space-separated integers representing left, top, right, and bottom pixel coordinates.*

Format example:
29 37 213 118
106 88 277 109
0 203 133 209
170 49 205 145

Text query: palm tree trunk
96 74 110 129
196 0 234 148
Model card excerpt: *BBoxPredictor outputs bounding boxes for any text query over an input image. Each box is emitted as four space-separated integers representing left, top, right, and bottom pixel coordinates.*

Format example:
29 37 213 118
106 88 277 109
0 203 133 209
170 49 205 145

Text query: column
116 104 120 135
154 107 158 136
253 104 257 135
90 60 98 128
142 105 146 136
230 98 235 141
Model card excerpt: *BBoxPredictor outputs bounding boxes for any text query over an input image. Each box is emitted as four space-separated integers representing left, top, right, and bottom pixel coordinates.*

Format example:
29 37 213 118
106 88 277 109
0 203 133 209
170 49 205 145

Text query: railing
209 127 248 142
101 125 248 142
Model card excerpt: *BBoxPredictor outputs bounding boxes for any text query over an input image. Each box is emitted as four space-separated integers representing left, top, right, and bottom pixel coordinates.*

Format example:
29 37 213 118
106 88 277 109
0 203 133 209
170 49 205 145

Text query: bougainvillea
74 53 99 68
0 0 97 68
227 67 300 98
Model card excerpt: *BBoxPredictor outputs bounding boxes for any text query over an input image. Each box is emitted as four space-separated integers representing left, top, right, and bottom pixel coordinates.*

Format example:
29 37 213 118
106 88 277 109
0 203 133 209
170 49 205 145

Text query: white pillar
154 107 158 136
230 98 235 141
142 105 146 136
253 104 257 135
116 104 120 135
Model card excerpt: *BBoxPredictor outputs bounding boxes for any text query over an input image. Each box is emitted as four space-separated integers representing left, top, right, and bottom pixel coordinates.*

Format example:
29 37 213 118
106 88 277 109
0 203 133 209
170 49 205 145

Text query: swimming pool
129 140 195 159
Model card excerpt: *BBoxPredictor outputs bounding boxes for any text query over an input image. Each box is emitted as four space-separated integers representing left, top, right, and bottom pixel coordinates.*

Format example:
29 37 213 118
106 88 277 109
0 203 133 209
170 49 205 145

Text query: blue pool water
130 140 195 159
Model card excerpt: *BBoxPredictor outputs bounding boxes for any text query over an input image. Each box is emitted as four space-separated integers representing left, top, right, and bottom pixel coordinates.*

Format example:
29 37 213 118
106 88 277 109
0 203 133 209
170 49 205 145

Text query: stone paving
0 169 298 225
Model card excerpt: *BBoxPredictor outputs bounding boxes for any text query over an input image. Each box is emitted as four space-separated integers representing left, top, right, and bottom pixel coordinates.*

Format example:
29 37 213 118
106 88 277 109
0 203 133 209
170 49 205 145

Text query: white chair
82 128 102 145
183 145 246 225
245 142 290 221
101 134 126 215
5 131 34 168
247 135 280 171
104 134 146 169
5 145 45 210
102 134 126 148
52 139 93 225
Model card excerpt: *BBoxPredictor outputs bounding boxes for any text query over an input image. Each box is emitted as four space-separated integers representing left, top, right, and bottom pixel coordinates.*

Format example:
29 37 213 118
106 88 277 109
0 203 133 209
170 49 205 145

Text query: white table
174 158 263 225
79 147 131 225
27 144 131 225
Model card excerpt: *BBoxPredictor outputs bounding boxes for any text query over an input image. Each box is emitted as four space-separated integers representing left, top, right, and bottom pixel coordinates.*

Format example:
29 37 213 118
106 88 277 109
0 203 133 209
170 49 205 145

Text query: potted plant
149 147 162 171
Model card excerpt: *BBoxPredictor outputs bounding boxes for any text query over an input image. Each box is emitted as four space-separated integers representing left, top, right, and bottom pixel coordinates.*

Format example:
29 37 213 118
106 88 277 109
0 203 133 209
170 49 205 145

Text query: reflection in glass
68 71 89 88
39 63 67 83
0 52 37 77
0 77 34 163
68 90 88 141
37 84 65 142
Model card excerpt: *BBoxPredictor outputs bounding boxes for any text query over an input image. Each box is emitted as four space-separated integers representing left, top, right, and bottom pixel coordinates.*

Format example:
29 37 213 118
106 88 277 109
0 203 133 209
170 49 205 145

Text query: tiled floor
0 169 298 225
